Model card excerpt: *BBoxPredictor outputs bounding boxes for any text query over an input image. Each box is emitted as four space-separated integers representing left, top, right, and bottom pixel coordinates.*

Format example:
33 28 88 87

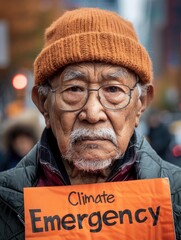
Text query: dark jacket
0 129 181 240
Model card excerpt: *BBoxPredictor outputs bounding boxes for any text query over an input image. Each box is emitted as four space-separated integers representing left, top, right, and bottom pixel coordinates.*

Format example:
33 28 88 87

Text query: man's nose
78 91 108 123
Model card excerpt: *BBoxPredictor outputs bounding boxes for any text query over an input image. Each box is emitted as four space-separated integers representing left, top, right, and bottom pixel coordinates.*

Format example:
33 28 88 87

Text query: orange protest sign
24 178 175 240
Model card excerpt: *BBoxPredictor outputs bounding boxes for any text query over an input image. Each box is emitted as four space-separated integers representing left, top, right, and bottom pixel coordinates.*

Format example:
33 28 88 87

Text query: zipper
17 214 25 225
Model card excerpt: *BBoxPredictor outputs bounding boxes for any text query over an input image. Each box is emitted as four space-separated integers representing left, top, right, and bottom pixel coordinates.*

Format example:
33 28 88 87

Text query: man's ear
140 84 154 111
32 86 51 128
135 84 154 127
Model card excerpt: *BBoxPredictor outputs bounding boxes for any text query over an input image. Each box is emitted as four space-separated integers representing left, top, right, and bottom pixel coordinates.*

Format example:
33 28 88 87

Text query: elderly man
0 7 181 240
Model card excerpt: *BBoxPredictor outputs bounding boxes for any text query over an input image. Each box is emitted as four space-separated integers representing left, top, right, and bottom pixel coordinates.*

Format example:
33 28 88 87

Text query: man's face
44 62 144 172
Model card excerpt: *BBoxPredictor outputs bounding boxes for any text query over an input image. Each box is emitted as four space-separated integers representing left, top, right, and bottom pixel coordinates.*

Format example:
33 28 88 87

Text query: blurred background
0 0 180 170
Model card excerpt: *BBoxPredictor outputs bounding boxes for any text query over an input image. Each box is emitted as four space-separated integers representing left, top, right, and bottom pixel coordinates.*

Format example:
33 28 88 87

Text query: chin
73 158 113 172
64 150 121 173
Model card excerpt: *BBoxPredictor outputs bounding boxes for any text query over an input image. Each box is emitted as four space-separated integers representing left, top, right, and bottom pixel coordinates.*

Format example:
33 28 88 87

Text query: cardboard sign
24 178 175 240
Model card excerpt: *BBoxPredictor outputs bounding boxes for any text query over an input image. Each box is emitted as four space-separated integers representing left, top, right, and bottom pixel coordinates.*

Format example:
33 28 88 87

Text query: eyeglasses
49 80 138 112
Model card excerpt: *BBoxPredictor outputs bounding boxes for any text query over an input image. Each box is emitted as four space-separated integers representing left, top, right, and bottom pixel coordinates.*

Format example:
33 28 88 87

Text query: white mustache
69 128 118 146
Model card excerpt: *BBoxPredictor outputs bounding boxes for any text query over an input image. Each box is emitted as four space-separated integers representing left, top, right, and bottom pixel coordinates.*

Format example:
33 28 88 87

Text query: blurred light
12 74 28 90
172 145 181 157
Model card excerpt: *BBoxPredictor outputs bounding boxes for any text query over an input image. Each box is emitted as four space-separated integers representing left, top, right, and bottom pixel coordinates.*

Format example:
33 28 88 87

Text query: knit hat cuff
34 32 153 85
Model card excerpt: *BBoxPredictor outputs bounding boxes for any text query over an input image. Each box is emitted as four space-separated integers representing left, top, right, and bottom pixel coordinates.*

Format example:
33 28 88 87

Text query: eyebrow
62 67 135 82
62 70 86 81
104 68 132 80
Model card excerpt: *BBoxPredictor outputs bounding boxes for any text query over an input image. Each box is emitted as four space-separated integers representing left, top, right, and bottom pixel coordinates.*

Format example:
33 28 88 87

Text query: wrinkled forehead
51 62 137 85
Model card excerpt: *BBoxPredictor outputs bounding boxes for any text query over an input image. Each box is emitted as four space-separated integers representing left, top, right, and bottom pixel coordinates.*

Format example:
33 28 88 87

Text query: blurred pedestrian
146 109 173 160
0 124 38 171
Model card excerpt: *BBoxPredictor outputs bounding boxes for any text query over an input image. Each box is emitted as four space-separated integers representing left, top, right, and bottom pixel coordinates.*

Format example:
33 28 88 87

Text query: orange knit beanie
34 8 153 85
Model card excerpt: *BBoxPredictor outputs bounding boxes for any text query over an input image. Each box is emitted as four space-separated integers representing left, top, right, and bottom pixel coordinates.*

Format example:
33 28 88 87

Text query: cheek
48 106 77 155
111 108 137 153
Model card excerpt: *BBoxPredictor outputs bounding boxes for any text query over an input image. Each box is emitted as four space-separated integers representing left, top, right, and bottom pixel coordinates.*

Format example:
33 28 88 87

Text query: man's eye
104 86 124 93
66 85 85 92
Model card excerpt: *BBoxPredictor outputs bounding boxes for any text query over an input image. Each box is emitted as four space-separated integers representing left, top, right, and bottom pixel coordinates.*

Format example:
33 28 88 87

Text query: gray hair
37 84 50 97
137 83 150 97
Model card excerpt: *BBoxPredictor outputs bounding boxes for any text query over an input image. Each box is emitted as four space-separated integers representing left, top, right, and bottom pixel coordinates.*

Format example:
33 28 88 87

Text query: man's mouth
74 137 110 144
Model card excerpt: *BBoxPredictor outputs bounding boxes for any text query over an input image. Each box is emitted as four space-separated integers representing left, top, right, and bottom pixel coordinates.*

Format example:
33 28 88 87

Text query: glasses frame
49 78 139 112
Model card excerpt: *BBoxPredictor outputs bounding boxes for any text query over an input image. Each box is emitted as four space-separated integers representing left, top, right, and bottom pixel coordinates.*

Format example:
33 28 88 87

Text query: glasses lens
55 85 87 111
99 84 130 109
